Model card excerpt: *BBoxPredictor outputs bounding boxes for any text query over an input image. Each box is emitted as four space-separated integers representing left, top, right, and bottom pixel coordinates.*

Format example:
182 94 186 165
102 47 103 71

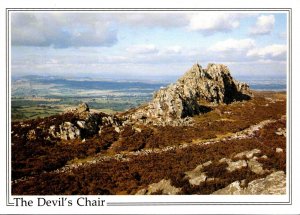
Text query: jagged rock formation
124 63 252 126
28 63 253 140
47 103 123 141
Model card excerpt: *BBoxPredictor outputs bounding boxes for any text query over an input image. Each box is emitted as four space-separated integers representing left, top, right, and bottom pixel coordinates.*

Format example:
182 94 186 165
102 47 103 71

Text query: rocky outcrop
48 103 123 141
219 148 267 175
213 171 286 195
29 63 253 138
58 122 81 140
185 160 212 185
124 63 252 126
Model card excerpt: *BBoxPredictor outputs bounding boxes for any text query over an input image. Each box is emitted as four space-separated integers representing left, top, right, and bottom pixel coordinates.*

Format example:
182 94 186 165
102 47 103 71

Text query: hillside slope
11 64 286 195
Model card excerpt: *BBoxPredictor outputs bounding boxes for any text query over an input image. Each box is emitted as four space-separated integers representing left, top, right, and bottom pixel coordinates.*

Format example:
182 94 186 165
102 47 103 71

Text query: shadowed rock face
126 63 252 125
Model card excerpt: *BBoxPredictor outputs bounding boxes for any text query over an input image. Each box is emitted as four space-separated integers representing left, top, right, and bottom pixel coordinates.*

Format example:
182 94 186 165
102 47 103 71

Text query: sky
11 11 288 81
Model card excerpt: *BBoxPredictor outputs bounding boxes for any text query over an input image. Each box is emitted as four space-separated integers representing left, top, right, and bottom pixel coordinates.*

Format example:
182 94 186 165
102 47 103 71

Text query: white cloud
187 13 242 34
227 61 286 77
208 38 255 52
12 13 118 48
12 42 287 79
208 38 286 63
250 15 275 35
113 13 188 28
164 46 182 54
11 13 190 48
247 44 286 59
126 44 159 54
11 12 257 48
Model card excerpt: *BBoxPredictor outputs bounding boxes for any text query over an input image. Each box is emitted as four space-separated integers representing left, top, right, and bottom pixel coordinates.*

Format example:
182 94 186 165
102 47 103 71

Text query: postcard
0 0 299 214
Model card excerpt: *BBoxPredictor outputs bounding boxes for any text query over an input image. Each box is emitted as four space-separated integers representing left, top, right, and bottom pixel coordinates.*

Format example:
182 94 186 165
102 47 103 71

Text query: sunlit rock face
212 171 286 195
126 63 252 126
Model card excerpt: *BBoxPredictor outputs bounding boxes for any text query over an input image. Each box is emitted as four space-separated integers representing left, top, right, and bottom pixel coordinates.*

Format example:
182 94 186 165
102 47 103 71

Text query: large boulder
125 63 252 125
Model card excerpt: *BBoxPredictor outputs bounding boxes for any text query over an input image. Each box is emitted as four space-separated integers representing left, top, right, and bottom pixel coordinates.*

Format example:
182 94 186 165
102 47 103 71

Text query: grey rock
126 63 252 126
213 171 286 195
59 122 80 140
185 161 212 185
226 160 247 172
135 179 181 195
219 157 231 163
234 149 261 159
275 128 286 137
247 159 266 175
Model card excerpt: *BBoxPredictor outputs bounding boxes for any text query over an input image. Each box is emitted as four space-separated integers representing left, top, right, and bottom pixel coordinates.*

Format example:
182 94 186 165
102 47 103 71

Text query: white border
1 0 299 214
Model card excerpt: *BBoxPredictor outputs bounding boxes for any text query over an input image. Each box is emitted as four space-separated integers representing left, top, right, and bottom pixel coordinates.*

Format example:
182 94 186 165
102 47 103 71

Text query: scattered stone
135 188 147 195
226 160 247 172
27 129 36 141
114 126 121 133
230 119 276 140
247 159 265 175
213 171 286 195
20 123 30 128
188 173 207 186
133 127 142 133
265 97 275 103
213 181 241 195
245 171 286 194
276 148 284 153
136 179 181 195
275 128 286 137
185 161 212 185
234 149 261 159
203 160 213 167
219 157 231 163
